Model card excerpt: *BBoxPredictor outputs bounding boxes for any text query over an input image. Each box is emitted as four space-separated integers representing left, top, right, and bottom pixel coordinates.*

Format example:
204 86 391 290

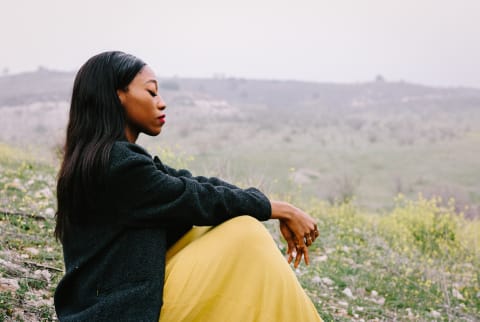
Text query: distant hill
0 69 74 106
1 69 480 110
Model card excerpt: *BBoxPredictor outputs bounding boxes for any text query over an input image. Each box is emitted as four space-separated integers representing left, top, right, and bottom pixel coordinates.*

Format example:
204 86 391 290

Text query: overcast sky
1 0 479 87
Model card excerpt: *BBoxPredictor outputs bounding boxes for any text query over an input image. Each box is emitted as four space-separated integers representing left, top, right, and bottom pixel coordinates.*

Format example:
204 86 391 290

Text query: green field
0 144 479 321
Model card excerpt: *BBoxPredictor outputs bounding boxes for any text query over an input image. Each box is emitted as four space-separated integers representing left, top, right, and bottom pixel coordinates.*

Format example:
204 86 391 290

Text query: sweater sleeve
106 142 271 227
153 156 240 189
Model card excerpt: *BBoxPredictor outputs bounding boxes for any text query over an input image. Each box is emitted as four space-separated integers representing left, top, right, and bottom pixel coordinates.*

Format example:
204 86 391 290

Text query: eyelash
148 90 157 97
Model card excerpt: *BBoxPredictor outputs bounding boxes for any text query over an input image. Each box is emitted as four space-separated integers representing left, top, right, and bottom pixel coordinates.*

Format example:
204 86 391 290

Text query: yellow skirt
159 216 323 322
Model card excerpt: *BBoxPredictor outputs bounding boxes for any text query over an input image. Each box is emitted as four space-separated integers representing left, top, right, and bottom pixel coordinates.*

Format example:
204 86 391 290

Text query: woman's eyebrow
144 79 158 90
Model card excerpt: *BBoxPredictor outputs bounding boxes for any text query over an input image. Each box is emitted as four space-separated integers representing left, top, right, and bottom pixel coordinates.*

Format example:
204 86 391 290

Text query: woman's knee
219 215 274 249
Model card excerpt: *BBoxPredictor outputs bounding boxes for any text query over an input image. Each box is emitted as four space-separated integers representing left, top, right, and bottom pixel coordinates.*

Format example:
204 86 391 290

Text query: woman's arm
107 142 271 227
154 156 239 189
270 200 319 268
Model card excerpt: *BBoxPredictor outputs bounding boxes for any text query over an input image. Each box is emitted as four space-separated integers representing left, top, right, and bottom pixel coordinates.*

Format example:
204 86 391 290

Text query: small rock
317 255 328 262
34 269 51 282
342 246 350 253
375 297 385 305
342 287 354 298
11 178 22 189
0 278 20 292
344 257 355 265
452 288 464 301
321 277 334 286
355 288 366 297
12 309 27 321
406 308 413 317
338 300 349 307
476 291 480 299
44 207 55 217
431 310 441 318
312 276 321 284
337 308 348 316
371 290 378 297
0 258 28 275
35 188 53 198
25 295 54 308
25 247 40 255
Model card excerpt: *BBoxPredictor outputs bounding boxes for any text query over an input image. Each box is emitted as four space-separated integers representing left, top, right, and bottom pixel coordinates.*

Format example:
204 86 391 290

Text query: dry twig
23 260 63 272
0 209 46 221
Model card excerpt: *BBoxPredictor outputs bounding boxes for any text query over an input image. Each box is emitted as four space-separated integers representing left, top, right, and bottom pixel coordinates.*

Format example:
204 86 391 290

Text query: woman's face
117 65 166 143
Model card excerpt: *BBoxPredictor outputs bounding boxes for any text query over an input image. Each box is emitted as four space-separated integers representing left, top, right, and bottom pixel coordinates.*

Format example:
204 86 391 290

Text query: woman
54 51 323 322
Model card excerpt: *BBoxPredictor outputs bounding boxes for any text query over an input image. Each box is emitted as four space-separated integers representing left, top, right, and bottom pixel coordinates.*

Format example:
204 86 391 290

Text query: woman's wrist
270 200 294 220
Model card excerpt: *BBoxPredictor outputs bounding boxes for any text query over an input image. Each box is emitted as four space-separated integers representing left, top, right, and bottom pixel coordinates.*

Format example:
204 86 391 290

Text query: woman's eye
148 90 157 97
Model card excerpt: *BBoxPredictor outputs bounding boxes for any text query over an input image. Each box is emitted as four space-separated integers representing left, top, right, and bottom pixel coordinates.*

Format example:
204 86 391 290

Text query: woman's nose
157 95 166 110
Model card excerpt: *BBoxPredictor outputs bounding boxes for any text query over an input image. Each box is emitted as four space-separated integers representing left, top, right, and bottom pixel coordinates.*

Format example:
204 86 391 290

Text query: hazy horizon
1 0 479 88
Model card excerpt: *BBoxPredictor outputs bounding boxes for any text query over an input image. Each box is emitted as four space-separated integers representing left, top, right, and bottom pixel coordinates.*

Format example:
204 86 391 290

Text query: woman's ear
117 89 126 105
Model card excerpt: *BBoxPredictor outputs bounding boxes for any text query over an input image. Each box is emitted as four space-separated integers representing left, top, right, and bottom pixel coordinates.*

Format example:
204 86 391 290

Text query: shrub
379 194 465 258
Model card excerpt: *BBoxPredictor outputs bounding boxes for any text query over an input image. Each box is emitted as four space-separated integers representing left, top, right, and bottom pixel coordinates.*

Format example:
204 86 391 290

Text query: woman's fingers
294 245 303 268
279 221 296 263
293 235 310 268
313 224 319 239
293 244 310 268
304 234 314 246
308 223 317 242
288 251 294 264
286 238 296 264
303 247 310 266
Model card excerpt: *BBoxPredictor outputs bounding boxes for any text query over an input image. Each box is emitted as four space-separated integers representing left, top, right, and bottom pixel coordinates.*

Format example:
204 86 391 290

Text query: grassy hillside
0 144 479 321
1 70 479 320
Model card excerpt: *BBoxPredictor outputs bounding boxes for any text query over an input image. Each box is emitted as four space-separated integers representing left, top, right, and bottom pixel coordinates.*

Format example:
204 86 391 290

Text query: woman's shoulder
111 141 152 159
108 141 155 176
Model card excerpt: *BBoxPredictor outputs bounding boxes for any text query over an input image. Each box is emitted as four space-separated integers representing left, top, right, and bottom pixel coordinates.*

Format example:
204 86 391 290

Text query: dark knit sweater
54 141 272 322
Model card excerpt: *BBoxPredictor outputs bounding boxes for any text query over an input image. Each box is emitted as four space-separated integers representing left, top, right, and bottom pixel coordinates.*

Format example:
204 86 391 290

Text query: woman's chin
146 129 162 137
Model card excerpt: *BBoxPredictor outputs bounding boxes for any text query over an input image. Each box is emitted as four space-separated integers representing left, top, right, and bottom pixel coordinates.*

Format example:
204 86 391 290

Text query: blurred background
1 1 480 320
1 0 479 214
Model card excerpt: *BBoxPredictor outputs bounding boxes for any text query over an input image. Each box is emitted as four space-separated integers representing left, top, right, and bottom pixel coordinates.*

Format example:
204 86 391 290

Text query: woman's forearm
270 200 294 220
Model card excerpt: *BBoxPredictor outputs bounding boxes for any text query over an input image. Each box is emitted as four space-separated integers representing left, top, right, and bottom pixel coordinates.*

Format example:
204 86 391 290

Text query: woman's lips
158 115 166 124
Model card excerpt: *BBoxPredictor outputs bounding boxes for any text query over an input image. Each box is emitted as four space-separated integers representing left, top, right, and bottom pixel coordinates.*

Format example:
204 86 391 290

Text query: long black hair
55 51 146 242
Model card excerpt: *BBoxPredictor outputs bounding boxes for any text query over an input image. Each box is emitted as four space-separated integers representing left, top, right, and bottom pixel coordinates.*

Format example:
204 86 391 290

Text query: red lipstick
158 115 166 124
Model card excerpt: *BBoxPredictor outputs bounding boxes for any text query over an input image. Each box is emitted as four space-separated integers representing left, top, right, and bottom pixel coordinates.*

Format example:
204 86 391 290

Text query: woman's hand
270 200 319 268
